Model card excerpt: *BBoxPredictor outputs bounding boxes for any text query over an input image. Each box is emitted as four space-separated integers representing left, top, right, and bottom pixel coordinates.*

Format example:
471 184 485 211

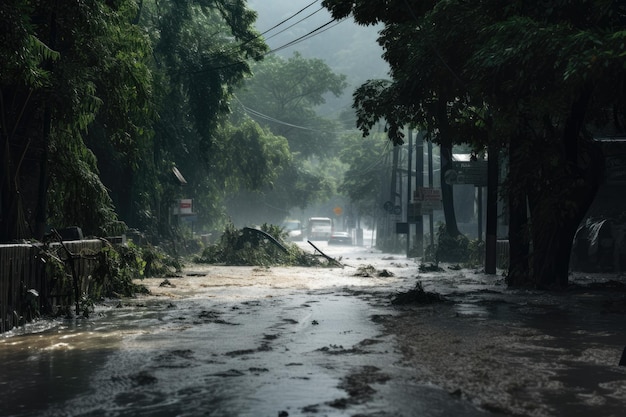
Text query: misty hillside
247 0 389 112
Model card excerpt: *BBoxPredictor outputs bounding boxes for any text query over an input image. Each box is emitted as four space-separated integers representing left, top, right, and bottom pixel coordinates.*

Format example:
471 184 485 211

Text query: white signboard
179 199 193 215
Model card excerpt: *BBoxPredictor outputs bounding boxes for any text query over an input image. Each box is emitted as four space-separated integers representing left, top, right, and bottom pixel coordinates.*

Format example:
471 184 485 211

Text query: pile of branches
194 223 324 267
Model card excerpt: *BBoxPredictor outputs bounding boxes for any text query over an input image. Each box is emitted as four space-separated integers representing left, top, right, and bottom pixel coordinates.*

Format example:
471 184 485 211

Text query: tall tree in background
323 0 626 288
238 53 347 158
227 52 347 225
339 131 389 224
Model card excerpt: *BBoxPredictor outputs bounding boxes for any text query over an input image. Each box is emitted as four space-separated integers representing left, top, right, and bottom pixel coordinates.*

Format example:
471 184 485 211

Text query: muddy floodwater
1 241 626 417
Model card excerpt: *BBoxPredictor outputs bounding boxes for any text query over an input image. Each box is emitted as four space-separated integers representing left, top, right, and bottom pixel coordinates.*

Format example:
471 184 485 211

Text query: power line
269 18 345 55
187 12 345 75
257 0 321 37
234 95 359 135
238 1 322 50
355 140 392 175
261 7 325 44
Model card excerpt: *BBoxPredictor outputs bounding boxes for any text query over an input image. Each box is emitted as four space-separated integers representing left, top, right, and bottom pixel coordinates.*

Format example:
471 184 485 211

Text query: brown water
1 241 625 417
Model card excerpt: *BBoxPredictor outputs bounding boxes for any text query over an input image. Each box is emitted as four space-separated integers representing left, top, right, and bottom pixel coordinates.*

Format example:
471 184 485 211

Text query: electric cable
231 1 322 53
233 95 359 135
187 15 345 75
350 140 392 176
257 0 321 38
261 7 325 44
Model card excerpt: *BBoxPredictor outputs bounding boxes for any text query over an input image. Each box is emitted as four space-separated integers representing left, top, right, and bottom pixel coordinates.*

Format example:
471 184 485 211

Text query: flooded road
1 241 626 416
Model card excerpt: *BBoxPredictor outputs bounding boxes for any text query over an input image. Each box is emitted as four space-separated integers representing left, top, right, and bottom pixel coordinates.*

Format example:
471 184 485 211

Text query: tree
339 130 389 223
0 0 152 240
1 0 284 242
227 52 348 224
88 0 275 236
323 0 626 288
237 52 348 158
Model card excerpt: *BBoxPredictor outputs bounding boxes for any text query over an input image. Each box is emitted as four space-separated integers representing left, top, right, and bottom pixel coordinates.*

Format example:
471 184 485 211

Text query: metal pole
485 146 499 274
406 130 413 257
477 186 483 241
428 140 435 247
416 132 424 257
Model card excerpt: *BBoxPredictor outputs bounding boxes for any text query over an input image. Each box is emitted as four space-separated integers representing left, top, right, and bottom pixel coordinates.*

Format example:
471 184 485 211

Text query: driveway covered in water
1 241 625 417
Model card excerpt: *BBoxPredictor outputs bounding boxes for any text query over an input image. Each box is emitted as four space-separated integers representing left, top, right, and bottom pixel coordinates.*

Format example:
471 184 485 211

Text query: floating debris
419 263 444 272
391 282 446 305
353 265 394 277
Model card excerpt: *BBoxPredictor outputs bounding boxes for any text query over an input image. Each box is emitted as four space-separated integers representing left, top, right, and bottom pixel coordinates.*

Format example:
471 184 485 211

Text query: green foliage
1 0 277 242
40 249 73 316
93 242 148 298
47 134 119 236
141 243 183 277
323 0 626 287
194 223 324 267
237 52 347 158
467 239 486 269
113 0 275 235
339 131 389 216
225 52 349 225
422 224 486 268
432 223 469 264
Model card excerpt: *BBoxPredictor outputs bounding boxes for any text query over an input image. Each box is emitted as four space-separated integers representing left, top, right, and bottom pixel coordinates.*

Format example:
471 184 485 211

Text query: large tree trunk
528 85 601 289
528 137 603 289
506 132 531 286
437 99 460 237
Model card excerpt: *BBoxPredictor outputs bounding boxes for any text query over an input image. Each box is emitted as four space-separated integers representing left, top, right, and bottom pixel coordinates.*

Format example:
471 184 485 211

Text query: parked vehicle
307 217 333 240
328 232 352 246
282 219 303 241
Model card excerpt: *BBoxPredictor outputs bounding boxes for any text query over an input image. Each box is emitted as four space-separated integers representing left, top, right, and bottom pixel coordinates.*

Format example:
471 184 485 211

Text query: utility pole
406 130 413 257
428 140 435 248
485 145 499 274
390 144 400 251
416 132 424 257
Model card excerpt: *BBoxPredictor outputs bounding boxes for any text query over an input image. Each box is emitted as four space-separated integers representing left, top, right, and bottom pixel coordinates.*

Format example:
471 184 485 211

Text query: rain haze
248 0 389 96
1 2 626 417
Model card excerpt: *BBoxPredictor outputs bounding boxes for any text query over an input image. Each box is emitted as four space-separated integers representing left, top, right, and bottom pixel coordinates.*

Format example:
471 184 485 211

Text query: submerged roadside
1 241 625 417
384 268 626 417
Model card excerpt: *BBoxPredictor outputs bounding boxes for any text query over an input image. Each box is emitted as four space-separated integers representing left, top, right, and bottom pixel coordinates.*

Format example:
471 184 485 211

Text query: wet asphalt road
5 240 624 417
0 241 487 417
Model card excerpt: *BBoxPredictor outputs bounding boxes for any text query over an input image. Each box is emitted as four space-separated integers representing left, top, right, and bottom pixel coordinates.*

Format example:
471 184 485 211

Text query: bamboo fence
0 240 103 333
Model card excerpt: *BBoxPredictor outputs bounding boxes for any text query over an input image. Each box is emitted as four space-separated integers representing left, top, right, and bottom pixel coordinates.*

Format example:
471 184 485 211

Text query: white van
307 217 333 240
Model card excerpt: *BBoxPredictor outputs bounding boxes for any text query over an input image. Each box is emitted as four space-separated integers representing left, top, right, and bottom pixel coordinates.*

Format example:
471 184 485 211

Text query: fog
247 0 389 113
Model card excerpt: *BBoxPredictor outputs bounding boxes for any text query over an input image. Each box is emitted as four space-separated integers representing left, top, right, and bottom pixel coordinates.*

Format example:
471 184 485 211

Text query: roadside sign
179 199 193 214
414 187 442 202
445 161 488 186
411 187 442 218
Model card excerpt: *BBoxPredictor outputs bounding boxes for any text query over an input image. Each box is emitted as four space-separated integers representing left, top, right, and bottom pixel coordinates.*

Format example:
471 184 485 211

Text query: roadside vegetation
194 223 326 267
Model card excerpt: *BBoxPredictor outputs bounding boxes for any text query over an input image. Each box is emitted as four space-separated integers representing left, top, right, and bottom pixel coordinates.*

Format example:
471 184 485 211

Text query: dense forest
4 0 626 290
0 0 376 246
323 0 626 288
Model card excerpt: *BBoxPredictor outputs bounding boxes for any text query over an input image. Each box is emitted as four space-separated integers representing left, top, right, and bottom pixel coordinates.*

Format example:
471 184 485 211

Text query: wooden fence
0 240 103 333
496 240 509 269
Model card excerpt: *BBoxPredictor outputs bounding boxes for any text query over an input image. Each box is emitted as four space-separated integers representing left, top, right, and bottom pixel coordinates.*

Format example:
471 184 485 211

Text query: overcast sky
247 0 389 82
